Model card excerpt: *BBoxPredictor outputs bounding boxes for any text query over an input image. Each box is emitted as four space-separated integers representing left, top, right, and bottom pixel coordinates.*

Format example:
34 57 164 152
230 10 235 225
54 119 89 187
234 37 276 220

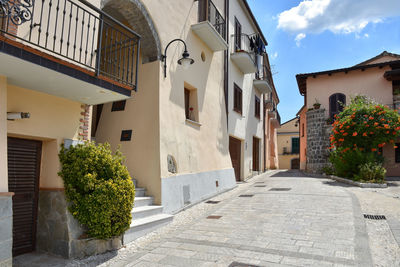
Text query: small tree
329 96 400 180
59 142 135 239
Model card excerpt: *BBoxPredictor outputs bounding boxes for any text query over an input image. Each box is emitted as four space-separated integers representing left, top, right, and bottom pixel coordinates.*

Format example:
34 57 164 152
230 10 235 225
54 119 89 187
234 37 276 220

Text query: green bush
355 162 386 183
58 142 135 239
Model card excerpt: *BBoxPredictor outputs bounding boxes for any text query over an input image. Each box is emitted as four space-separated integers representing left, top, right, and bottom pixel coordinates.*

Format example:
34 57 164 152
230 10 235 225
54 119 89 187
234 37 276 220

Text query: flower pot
313 104 321 109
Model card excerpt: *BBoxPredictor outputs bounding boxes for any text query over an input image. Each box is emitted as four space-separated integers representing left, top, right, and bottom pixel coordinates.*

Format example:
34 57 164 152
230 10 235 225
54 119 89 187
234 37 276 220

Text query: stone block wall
306 109 331 173
37 191 122 259
0 196 12 267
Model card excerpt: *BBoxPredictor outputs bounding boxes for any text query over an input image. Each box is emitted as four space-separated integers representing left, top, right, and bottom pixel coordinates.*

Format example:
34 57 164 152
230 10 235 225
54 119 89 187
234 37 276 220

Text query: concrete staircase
123 180 173 244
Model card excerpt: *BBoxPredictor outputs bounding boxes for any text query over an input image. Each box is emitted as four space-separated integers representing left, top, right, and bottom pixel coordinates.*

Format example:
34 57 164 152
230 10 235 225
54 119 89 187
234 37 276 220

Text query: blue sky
247 0 400 123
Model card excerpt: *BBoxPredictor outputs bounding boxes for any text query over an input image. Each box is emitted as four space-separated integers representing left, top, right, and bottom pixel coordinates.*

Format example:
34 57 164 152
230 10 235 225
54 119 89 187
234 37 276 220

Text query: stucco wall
277 118 299 169
299 107 307 170
95 60 161 203
7 85 81 188
306 67 393 114
228 0 265 179
0 76 7 192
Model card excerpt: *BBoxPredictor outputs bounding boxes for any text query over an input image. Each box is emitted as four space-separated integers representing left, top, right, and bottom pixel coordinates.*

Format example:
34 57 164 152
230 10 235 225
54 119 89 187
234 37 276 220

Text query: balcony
0 0 140 104
269 110 281 127
253 64 273 94
191 0 228 52
230 33 259 74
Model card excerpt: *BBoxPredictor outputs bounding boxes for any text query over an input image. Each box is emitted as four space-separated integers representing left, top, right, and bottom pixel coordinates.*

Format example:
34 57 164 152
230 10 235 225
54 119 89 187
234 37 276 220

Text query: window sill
185 119 202 127
233 109 243 116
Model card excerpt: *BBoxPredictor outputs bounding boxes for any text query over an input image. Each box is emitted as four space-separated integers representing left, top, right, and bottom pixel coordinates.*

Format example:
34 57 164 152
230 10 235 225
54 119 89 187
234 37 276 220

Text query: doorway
8 137 42 256
253 137 260 171
229 136 241 181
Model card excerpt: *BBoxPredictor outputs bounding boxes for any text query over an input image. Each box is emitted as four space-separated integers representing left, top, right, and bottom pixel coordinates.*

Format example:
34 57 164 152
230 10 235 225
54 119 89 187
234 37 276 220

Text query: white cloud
271 52 278 59
277 0 400 36
364 33 369 38
295 33 306 46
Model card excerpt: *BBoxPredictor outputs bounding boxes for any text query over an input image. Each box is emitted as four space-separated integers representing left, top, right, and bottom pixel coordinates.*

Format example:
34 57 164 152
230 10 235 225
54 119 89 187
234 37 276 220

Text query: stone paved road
15 170 400 266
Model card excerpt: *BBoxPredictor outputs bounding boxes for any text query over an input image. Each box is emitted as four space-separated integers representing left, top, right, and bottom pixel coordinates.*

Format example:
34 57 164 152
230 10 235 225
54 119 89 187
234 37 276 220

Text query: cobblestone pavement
14 170 400 266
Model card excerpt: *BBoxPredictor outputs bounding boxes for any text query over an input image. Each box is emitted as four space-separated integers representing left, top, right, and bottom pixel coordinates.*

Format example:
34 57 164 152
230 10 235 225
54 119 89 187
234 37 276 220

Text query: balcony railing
198 0 226 40
0 0 140 89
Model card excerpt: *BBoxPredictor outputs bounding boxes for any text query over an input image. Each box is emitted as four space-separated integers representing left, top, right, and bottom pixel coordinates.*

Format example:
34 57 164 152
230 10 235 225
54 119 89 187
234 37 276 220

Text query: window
292 137 300 154
111 100 126 111
234 17 242 51
301 123 305 137
329 93 346 120
396 143 400 163
255 95 261 119
184 84 199 122
233 83 242 114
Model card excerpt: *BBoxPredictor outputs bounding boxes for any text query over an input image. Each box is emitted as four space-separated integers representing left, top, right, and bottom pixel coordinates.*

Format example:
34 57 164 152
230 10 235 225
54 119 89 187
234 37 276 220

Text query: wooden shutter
234 84 242 114
184 88 190 119
292 137 300 154
329 93 346 120
234 18 241 51
8 137 42 256
255 96 260 118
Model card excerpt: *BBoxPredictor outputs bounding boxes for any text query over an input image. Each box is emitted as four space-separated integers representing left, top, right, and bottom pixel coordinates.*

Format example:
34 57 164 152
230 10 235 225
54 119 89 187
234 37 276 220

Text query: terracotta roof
280 117 298 126
354 51 400 67
296 59 400 95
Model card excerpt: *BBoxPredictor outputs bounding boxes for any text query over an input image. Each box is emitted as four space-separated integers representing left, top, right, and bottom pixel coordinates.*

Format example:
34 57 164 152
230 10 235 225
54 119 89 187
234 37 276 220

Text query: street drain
254 185 266 188
229 262 261 267
205 200 220 204
269 188 291 191
239 194 254 197
364 214 386 220
207 215 222 219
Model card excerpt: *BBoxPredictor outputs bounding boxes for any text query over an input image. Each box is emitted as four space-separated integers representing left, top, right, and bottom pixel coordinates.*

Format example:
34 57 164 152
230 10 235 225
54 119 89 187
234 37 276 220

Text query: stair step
132 205 164 219
123 214 174 244
134 197 153 207
135 188 146 197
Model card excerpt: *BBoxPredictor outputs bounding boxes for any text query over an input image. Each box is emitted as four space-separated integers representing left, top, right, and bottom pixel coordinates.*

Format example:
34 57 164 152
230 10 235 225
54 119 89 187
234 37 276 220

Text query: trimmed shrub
354 162 386 183
58 142 135 239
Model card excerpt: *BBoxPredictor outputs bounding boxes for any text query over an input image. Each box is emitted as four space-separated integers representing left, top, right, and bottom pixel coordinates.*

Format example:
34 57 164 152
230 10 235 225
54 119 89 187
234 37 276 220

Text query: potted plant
313 99 321 109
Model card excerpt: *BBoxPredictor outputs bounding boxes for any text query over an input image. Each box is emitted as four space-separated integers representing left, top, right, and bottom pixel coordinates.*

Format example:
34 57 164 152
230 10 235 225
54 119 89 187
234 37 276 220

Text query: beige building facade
297 51 400 176
277 118 300 169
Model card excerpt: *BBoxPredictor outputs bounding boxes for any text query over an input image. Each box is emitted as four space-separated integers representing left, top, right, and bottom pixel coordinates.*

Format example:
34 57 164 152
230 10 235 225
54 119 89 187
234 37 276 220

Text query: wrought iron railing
231 33 255 63
0 0 140 89
198 0 226 40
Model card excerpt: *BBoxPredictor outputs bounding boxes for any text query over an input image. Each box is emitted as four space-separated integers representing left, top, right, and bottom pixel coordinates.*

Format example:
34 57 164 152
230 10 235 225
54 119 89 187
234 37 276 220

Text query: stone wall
0 195 12 267
37 191 122 259
306 109 331 173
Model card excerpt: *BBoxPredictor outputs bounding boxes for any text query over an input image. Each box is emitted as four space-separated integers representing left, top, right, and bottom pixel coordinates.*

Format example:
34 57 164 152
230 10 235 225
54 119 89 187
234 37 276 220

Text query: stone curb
301 171 387 188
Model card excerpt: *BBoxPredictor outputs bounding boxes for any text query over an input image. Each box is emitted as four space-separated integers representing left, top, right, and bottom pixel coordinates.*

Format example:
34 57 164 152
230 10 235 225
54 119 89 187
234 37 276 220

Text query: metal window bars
0 0 140 89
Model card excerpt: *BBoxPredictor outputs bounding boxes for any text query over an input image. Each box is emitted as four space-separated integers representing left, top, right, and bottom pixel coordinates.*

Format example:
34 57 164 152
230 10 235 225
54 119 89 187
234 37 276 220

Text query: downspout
263 94 266 171
224 0 229 130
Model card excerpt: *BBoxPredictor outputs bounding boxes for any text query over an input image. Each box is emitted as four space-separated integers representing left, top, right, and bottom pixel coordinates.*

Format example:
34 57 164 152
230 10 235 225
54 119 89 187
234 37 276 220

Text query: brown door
229 136 241 181
291 158 300 169
8 137 42 256
253 137 260 171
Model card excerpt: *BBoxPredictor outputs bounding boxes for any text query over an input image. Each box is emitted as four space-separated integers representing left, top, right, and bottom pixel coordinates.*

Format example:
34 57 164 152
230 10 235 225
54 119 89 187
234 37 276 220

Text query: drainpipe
224 0 229 130
263 94 267 171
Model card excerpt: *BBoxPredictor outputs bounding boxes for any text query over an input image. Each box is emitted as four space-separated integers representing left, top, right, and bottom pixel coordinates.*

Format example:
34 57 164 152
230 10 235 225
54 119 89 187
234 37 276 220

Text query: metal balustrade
0 0 140 89
198 0 226 40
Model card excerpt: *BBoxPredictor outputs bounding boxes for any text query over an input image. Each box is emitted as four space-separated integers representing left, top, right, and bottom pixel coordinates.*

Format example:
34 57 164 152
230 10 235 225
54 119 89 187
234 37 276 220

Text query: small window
233 83 242 114
234 17 242 51
255 95 260 119
111 100 126 111
301 123 305 137
329 93 346 120
292 137 300 154
184 85 199 122
396 143 400 163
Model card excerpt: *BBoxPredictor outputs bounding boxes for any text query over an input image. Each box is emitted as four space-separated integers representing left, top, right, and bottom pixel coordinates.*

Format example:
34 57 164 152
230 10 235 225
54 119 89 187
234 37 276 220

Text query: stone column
306 109 331 173
0 76 12 266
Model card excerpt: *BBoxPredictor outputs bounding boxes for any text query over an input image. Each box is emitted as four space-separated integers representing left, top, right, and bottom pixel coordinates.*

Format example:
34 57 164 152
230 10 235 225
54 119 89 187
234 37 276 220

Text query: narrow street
15 170 400 267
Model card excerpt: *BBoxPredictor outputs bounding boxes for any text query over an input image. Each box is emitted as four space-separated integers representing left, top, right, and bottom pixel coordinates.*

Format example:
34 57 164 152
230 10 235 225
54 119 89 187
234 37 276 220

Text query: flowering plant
329 96 400 179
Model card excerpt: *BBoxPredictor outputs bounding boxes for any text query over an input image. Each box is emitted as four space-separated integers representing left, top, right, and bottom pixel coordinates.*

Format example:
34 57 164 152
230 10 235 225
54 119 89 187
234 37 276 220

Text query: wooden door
252 137 260 171
8 137 42 256
229 137 241 181
291 158 300 169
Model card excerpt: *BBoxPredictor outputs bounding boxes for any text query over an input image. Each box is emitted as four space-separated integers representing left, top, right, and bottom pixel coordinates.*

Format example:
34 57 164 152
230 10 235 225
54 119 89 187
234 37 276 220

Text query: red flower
362 133 367 136
371 148 377 152
352 132 358 136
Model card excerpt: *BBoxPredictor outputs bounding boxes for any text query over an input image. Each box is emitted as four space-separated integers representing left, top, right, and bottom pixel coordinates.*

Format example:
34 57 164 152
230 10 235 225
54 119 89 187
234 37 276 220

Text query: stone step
135 187 146 197
123 214 174 244
134 197 153 208
132 205 164 220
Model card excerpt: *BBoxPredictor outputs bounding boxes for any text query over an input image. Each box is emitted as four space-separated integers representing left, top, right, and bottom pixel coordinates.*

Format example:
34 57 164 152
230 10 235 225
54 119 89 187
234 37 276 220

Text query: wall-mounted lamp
7 112 30 121
162 39 194 78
